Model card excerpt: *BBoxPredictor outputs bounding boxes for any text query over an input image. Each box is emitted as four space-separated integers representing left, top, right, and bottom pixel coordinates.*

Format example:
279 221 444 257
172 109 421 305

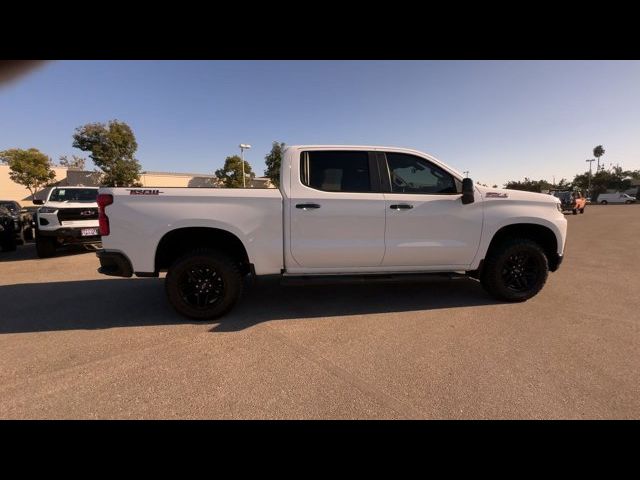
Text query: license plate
81 228 98 237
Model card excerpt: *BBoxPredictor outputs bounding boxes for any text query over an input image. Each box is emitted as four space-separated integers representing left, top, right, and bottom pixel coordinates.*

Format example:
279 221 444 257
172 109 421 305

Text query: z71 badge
485 192 509 198
127 189 163 195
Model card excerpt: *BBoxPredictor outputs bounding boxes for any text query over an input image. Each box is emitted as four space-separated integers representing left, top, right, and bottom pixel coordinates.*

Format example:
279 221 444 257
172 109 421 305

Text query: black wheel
1 233 17 252
600 200 608 205
24 226 34 241
480 238 549 302
580 208 584 214
572 209 577 215
35 235 56 258
165 249 243 320
625 200 632 204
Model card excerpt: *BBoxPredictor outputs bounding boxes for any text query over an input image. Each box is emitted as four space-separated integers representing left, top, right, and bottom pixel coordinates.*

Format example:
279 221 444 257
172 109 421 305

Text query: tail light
97 194 113 236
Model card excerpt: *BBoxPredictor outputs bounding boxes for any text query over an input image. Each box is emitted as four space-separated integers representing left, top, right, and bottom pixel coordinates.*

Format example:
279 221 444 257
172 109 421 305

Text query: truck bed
100 187 283 275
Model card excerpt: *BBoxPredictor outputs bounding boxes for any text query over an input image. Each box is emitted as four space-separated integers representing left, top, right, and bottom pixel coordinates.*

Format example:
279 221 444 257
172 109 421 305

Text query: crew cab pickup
33 186 101 258
97 145 567 320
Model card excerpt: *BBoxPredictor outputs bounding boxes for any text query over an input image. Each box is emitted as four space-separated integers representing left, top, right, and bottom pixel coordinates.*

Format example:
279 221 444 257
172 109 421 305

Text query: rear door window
301 151 374 193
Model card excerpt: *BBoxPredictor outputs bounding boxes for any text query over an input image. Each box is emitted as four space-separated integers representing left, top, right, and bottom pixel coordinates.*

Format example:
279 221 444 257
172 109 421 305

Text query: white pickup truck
97 145 567 319
34 186 101 258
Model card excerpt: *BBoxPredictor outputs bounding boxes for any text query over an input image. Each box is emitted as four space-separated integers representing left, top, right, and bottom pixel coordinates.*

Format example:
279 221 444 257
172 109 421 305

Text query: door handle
389 204 413 210
296 203 321 210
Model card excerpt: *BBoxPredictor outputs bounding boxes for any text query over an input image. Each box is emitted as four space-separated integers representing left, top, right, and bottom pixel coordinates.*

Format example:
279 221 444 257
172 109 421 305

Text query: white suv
34 186 101 258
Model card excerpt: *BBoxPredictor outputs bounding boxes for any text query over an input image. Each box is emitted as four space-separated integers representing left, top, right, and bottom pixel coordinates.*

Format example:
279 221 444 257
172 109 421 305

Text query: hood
476 185 560 204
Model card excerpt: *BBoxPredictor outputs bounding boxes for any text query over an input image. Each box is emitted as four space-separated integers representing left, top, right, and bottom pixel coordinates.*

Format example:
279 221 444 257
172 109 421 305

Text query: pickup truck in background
33 186 101 258
97 145 567 320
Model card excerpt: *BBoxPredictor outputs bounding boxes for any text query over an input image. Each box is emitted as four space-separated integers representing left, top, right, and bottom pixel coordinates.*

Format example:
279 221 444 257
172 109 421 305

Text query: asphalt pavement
0 205 638 418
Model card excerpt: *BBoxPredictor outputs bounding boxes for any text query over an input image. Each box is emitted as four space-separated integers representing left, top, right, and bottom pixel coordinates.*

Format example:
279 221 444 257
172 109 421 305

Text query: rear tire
625 200 632 204
600 200 608 205
480 238 549 302
36 235 57 258
572 209 577 215
580 208 585 214
165 249 243 320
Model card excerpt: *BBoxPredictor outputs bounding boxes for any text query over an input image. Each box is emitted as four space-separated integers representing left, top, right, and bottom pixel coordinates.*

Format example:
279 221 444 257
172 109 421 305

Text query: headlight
39 207 58 214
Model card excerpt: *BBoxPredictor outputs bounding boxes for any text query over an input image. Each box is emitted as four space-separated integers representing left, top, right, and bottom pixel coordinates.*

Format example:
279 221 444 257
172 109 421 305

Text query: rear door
289 150 386 268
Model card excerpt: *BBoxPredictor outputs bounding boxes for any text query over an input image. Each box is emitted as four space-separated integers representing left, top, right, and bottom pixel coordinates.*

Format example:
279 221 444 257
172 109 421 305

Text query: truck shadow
0 277 501 334
0 243 94 262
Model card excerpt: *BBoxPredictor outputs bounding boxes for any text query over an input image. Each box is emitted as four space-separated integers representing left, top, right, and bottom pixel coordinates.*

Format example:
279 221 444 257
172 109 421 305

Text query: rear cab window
300 151 378 193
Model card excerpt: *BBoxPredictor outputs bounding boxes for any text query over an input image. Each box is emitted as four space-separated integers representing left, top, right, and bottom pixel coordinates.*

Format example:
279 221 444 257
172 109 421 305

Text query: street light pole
239 144 251 188
586 158 595 195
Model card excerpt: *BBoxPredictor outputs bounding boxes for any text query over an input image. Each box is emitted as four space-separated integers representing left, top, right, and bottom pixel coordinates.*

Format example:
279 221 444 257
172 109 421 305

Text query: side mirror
33 199 44 205
461 178 475 205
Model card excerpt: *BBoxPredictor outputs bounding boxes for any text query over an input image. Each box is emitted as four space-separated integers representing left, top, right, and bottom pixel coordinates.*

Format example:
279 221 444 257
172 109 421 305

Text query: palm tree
593 145 605 171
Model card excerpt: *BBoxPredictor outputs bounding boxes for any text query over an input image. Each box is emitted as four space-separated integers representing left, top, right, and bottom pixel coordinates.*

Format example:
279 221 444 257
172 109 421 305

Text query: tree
0 148 56 199
58 154 86 170
504 177 552 193
215 155 255 188
573 167 636 198
264 141 286 187
72 120 142 187
593 145 605 171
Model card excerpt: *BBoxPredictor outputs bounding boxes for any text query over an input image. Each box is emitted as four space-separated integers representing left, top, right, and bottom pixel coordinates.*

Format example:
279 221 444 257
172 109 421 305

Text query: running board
280 272 468 286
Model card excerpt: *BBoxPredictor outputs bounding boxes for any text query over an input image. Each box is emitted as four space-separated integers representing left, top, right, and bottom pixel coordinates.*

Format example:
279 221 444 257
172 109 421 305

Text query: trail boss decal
127 189 163 195
485 192 509 198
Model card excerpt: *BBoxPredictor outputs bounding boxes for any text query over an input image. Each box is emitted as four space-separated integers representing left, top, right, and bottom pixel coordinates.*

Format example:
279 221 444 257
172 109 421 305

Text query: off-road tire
165 248 243 320
35 235 57 258
480 238 549 302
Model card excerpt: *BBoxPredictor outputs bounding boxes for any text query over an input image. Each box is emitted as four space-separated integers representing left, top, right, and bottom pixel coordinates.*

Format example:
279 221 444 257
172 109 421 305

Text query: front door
380 151 483 267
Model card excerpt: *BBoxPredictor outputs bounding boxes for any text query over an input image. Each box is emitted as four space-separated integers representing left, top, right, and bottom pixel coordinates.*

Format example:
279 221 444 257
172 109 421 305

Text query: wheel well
485 224 560 271
155 227 251 275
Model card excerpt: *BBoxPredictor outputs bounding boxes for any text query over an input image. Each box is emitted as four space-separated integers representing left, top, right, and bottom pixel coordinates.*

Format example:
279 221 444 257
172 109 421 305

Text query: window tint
49 188 98 202
385 153 458 194
301 151 372 192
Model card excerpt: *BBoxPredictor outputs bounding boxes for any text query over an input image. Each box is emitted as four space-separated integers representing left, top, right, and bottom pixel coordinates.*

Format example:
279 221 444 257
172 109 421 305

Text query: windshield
49 188 98 203
0 202 19 213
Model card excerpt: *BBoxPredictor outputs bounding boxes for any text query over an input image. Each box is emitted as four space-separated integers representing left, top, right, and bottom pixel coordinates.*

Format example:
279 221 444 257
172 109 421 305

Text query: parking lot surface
1 205 638 419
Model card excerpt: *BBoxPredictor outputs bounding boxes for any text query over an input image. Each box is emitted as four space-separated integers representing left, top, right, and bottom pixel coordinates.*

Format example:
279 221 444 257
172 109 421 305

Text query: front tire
36 235 57 258
480 238 549 302
572 209 577 215
580 208 585 214
165 249 243 320
600 200 608 205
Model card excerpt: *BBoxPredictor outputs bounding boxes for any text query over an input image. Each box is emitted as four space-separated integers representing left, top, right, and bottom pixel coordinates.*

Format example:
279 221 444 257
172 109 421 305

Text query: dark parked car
0 205 17 252
0 200 34 244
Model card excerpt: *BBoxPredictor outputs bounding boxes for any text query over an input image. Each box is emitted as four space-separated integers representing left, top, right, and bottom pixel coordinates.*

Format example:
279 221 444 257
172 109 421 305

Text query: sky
1 60 639 186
